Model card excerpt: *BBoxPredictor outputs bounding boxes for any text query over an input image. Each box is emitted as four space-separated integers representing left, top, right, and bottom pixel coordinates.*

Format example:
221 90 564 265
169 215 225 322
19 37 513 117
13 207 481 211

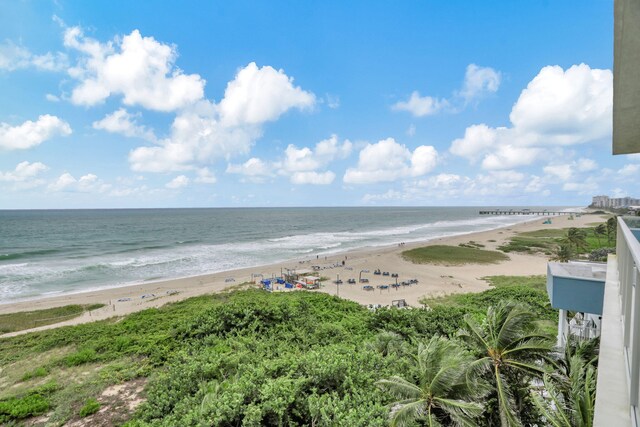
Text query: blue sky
0 0 634 208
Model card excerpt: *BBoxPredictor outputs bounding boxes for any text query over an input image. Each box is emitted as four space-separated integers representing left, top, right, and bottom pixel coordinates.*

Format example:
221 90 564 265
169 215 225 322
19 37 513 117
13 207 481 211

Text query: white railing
617 217 640 426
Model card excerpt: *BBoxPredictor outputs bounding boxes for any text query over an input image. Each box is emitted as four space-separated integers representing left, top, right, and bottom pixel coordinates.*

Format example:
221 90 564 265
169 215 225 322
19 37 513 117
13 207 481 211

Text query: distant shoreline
0 211 602 338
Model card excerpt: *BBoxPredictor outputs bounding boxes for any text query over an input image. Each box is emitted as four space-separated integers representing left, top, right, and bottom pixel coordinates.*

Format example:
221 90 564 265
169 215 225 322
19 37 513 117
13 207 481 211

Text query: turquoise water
0 207 569 302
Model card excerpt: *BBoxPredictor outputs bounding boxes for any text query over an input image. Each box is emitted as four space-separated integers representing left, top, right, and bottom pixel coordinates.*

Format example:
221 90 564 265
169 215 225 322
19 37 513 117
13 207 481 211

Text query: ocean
0 207 571 303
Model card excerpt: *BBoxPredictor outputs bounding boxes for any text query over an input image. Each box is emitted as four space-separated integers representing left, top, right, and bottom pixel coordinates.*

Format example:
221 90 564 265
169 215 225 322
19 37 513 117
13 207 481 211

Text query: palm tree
376 335 485 427
593 224 606 248
562 228 588 254
366 331 406 357
606 217 617 245
458 302 554 427
532 337 598 427
550 244 573 263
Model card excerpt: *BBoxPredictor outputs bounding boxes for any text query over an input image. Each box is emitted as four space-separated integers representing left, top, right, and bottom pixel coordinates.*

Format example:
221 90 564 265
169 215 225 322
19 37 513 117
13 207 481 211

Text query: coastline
0 213 602 337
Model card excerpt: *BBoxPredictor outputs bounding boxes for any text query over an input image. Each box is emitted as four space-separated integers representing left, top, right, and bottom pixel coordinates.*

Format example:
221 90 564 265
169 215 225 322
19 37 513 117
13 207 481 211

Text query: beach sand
0 213 604 337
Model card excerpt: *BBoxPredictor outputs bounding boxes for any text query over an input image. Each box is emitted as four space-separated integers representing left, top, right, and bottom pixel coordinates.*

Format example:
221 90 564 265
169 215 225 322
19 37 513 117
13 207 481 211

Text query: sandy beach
0 213 603 337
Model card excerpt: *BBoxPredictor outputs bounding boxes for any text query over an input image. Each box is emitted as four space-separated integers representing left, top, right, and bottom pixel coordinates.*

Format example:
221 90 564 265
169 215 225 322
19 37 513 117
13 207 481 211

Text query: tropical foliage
0 276 594 426
377 336 485 426
458 302 554 426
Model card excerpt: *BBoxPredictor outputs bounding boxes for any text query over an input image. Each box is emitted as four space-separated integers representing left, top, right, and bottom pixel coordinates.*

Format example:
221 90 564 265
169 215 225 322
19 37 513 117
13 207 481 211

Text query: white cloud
394 64 500 117
290 171 335 185
543 164 573 181
226 157 271 176
166 175 189 189
509 64 612 143
49 172 76 191
411 145 439 176
450 64 612 170
480 145 540 170
218 62 315 126
45 94 60 102
576 158 598 172
343 138 438 184
65 28 205 111
48 172 108 193
362 190 404 203
194 168 217 184
618 163 640 176
458 64 501 103
562 180 599 194
0 115 72 150
325 94 340 109
129 63 316 173
280 135 351 174
92 108 156 141
392 91 447 117
226 157 273 182
524 175 545 193
225 135 348 185
0 41 68 72
0 161 48 187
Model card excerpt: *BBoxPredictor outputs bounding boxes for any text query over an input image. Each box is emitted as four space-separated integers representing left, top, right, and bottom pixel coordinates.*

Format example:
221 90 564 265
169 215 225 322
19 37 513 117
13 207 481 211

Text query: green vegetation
376 335 484 426
498 221 617 262
0 303 105 333
79 398 101 417
0 381 58 423
20 366 49 382
0 277 589 426
402 245 510 265
458 240 485 249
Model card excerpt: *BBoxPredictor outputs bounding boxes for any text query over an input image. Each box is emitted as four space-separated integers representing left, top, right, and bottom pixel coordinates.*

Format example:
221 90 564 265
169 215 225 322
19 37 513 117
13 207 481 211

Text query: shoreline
0 212 603 337
0 214 540 307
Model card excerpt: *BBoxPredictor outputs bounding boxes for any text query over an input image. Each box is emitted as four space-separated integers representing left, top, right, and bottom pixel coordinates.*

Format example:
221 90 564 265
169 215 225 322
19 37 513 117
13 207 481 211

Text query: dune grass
401 244 509 265
0 304 105 334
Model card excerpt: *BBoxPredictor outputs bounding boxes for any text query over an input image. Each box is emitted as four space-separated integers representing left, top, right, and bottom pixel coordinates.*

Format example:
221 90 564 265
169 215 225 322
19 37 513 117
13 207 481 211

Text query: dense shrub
79 398 101 417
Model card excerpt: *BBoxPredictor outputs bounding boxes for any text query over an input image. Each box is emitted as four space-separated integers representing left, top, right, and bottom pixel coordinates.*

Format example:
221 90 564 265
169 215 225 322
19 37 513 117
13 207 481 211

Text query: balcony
593 217 640 426
547 261 606 348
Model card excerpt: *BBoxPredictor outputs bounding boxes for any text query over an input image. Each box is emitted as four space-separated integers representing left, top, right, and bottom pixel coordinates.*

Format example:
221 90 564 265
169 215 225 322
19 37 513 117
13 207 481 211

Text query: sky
0 0 634 209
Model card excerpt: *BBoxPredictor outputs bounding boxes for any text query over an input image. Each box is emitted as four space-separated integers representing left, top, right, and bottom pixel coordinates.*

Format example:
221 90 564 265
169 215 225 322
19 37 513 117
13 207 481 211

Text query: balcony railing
616 217 640 425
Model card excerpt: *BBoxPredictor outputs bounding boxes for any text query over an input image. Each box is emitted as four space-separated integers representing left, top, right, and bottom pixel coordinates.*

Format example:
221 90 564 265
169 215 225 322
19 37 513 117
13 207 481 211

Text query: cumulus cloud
392 91 447 117
165 175 189 189
343 138 438 184
0 161 48 188
618 163 640 176
226 135 348 185
363 168 552 204
218 62 315 126
393 64 500 117
64 27 205 111
0 40 68 72
194 168 217 184
562 179 599 194
280 134 351 174
543 164 573 181
290 171 335 185
449 64 612 170
49 172 107 192
129 63 316 172
458 64 501 104
92 108 156 141
226 157 272 176
0 115 72 150
226 157 273 183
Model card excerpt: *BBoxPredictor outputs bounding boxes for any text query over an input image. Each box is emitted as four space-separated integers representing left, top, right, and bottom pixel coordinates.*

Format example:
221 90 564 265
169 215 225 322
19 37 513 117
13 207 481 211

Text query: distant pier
479 209 577 216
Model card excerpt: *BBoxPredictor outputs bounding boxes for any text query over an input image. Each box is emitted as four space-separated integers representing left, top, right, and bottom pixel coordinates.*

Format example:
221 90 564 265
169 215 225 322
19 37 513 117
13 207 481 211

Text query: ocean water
0 207 570 303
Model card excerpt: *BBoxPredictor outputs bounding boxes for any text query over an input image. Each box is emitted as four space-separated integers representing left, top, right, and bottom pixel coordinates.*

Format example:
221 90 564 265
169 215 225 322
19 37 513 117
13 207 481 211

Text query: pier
479 209 577 216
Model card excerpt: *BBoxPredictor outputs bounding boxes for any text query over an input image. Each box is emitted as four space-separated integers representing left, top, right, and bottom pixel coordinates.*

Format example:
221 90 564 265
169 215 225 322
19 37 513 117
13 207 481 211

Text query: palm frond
377 376 423 400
